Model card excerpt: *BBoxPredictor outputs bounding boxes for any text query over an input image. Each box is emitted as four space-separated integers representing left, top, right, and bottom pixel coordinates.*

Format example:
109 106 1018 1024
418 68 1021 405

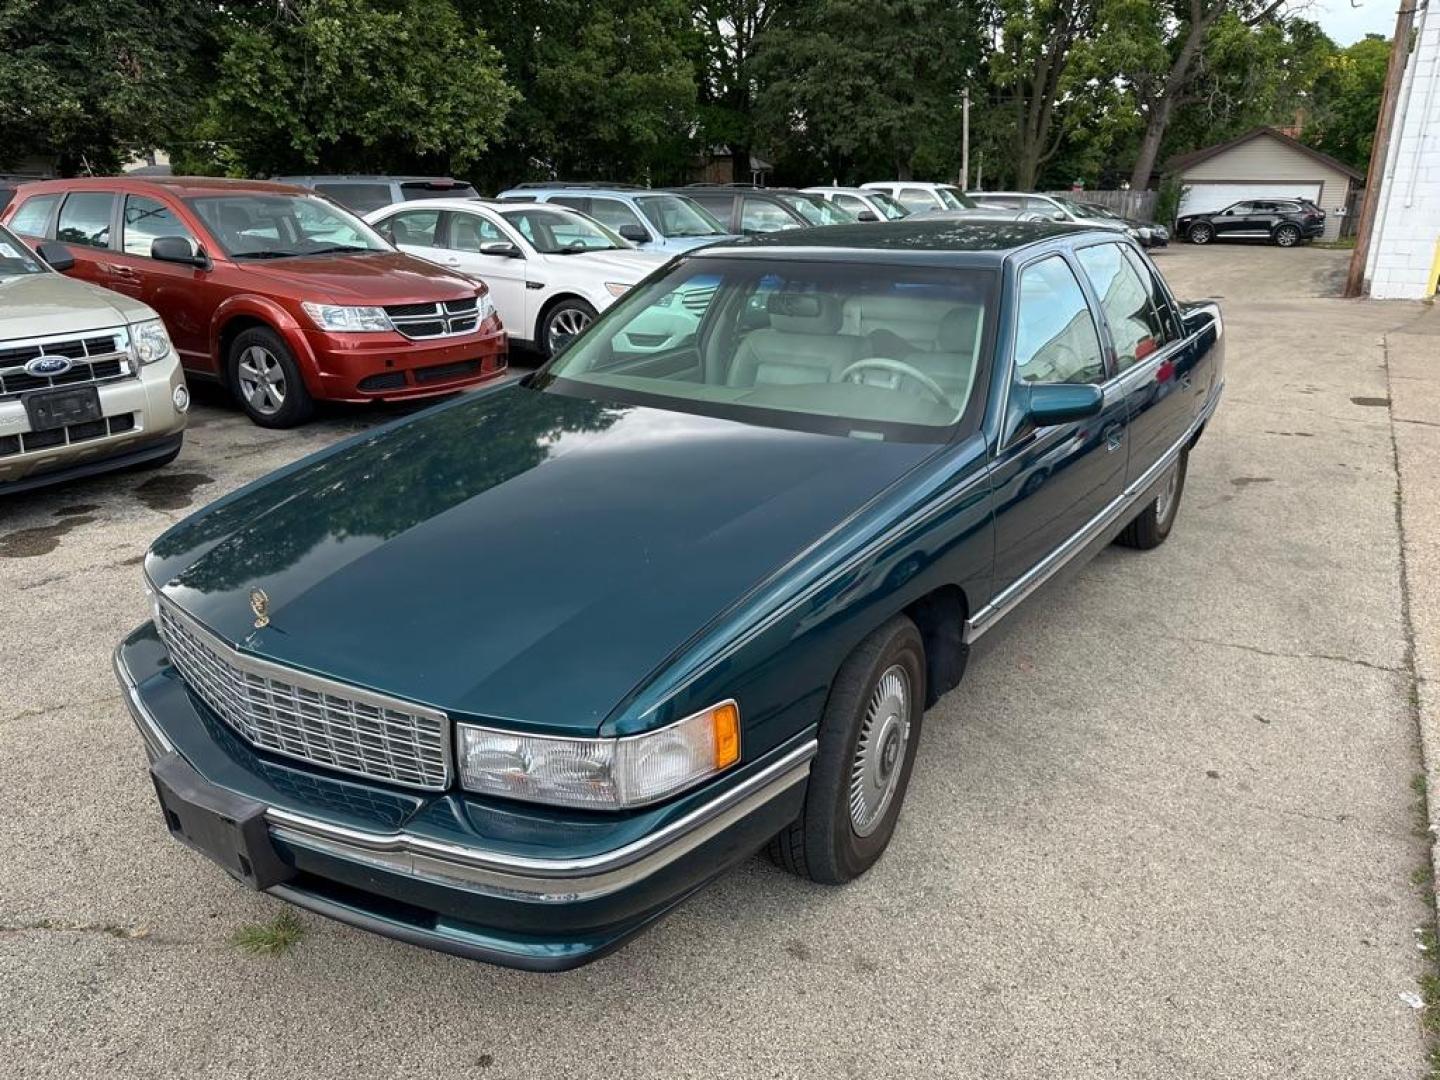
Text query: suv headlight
301 302 394 332
457 700 741 809
476 290 496 322
129 319 172 365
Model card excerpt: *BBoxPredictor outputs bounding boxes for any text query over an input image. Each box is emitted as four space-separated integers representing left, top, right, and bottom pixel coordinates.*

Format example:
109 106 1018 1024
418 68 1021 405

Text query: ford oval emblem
25 353 73 377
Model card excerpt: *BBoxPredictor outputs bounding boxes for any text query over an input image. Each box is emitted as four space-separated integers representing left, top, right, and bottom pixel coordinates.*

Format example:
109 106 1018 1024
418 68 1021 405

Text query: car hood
657 234 737 253
147 385 937 734
235 250 479 304
0 273 151 337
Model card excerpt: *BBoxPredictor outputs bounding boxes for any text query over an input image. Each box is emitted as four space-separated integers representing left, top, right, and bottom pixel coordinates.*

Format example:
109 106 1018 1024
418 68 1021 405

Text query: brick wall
1365 12 1440 299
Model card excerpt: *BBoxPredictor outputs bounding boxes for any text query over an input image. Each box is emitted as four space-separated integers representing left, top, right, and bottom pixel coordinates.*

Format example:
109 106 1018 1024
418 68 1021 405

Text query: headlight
457 700 741 809
604 282 630 298
129 319 172 365
300 302 393 333
476 290 496 321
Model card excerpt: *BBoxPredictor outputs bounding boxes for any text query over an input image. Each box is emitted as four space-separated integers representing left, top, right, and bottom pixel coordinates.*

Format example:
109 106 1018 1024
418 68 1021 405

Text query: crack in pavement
0 695 118 727
1163 633 1405 674
0 918 150 941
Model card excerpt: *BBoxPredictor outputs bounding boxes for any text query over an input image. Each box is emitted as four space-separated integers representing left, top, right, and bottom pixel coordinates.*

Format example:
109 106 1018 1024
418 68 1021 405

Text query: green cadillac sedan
117 220 1223 969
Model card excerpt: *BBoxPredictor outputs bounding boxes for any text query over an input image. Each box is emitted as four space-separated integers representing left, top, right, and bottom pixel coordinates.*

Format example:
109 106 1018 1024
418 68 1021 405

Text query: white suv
0 225 188 495
861 182 976 213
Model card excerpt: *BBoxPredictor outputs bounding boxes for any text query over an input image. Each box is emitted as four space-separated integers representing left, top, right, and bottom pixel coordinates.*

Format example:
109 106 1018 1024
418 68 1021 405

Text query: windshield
499 207 624 252
187 194 389 258
937 187 977 210
0 225 46 277
778 193 857 226
869 193 910 220
634 195 728 238
537 256 996 442
1053 196 1098 219
1078 202 1119 219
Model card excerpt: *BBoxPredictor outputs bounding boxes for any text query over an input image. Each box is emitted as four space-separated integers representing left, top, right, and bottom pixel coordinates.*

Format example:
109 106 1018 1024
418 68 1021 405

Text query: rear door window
740 197 796 233
382 209 444 247
1075 243 1169 372
122 195 199 258
314 183 394 213
447 212 507 251
896 188 934 211
1014 256 1106 385
9 194 60 237
1121 247 1182 342
56 192 115 248
548 196 590 214
585 198 645 234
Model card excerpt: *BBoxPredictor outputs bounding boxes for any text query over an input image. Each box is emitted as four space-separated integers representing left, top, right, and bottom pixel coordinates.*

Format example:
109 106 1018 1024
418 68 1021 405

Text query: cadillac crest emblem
249 587 271 629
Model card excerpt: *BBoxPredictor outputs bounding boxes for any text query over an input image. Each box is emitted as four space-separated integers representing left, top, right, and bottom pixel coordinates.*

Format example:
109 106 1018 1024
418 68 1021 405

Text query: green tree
694 0 786 182
755 0 985 182
1302 33 1389 173
179 0 516 176
462 0 699 185
0 0 214 174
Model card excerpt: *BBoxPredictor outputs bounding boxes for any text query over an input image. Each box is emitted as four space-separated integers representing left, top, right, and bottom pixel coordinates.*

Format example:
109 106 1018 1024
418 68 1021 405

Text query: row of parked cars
0 172 1167 496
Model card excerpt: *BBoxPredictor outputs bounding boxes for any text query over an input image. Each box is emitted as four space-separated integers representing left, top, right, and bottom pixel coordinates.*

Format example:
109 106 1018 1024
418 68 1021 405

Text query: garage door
1178 181 1323 217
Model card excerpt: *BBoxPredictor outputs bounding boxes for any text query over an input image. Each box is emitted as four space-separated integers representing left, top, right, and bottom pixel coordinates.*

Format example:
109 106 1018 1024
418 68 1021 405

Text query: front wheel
539 299 597 359
769 615 926 884
1115 450 1188 549
1188 222 1214 245
228 327 313 428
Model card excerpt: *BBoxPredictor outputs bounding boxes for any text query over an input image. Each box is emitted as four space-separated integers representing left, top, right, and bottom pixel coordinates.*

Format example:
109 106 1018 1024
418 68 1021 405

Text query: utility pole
1345 1 1418 297
961 88 971 190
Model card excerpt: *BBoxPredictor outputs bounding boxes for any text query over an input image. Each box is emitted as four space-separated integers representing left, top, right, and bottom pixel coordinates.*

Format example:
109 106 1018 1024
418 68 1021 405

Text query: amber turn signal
711 701 741 769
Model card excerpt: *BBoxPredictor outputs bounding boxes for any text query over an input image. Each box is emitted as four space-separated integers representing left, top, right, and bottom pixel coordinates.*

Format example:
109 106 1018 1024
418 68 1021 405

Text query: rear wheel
1188 222 1214 245
768 616 925 884
539 298 597 359
1116 450 1188 549
1273 223 1301 248
227 327 313 429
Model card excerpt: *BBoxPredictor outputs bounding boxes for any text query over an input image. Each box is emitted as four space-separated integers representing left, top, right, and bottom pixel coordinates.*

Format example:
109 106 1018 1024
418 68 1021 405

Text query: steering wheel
838 358 950 405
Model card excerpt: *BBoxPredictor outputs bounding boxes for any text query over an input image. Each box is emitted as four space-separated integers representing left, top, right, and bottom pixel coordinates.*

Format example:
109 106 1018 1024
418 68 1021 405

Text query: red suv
3 178 507 427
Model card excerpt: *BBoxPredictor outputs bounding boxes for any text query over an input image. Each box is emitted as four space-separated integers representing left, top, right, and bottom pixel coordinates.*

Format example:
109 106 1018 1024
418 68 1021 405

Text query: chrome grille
156 600 451 790
0 328 133 400
384 297 480 340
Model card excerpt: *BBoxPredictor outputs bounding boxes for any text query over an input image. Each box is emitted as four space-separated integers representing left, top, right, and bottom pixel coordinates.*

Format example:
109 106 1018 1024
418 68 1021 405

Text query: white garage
1165 126 1362 242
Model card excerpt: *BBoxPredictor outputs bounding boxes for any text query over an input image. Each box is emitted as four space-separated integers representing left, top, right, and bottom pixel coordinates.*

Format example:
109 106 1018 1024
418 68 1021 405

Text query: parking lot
3 242 1438 1077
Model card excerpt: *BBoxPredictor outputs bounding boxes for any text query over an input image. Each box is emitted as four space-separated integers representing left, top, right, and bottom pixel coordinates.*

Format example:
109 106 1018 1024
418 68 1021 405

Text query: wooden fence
1044 189 1159 222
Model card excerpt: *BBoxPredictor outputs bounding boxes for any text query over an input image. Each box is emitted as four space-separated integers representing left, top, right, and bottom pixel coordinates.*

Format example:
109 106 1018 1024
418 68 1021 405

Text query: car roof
503 185 648 197
689 219 1104 261
276 175 468 183
12 176 308 197
375 198 566 215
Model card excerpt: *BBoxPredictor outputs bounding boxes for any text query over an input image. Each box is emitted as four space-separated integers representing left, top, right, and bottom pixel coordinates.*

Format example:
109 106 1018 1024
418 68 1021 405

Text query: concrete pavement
0 243 1436 1078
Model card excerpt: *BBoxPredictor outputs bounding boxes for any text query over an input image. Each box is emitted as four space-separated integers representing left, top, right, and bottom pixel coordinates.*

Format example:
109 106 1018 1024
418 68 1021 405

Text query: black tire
1115 450 1188 550
1188 222 1214 245
1273 223 1301 248
227 326 314 429
538 298 598 359
768 615 926 884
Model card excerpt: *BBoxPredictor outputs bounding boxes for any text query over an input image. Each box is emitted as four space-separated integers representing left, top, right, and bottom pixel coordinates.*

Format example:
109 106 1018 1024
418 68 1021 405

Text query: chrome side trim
963 380 1223 644
115 635 814 902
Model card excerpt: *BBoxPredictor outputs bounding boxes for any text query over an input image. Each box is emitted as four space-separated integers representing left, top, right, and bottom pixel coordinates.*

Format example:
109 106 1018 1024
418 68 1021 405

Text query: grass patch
231 909 305 956
1314 237 1357 250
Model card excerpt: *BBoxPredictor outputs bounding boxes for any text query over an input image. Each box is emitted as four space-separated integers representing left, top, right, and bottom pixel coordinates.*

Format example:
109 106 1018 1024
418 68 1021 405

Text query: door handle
1104 424 1124 452
106 263 138 277
1180 373 1193 390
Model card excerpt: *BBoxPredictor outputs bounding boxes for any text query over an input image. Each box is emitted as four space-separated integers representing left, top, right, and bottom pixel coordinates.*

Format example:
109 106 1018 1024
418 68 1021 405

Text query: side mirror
1050 209 1068 222
1025 382 1104 426
151 236 209 268
617 224 650 244
36 242 75 273
479 241 522 258
857 210 879 222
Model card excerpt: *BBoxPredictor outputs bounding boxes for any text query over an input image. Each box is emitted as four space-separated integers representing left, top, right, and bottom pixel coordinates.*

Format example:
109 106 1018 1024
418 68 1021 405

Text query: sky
1309 0 1399 44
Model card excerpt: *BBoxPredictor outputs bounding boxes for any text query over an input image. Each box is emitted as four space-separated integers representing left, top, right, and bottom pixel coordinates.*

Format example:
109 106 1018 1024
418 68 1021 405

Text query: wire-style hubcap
237 346 286 416
849 664 911 837
1155 464 1179 523
547 307 592 354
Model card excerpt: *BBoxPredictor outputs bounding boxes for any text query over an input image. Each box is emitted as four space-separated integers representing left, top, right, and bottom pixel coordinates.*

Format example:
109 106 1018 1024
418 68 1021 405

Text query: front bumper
115 622 814 970
0 350 187 492
295 321 509 404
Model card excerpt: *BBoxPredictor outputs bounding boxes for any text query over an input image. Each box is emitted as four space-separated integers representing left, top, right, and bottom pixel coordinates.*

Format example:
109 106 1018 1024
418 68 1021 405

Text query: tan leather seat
904 307 982 400
727 294 867 387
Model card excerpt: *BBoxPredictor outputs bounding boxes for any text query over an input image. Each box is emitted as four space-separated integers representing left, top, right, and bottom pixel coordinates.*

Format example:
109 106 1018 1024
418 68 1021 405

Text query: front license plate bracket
150 752 294 891
23 386 102 432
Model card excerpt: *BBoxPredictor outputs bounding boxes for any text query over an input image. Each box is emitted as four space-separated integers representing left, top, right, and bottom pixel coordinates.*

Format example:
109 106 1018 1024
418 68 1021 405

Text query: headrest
937 307 978 353
767 292 842 334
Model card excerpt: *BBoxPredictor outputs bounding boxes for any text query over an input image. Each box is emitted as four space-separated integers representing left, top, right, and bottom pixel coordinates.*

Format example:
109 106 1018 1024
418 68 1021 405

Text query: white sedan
365 199 671 356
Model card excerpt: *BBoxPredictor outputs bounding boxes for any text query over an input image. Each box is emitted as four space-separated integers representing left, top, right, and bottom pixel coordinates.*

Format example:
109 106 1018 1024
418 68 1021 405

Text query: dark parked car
116 220 1223 970
3 177 507 427
1176 198 1324 247
663 184 849 235
274 175 481 214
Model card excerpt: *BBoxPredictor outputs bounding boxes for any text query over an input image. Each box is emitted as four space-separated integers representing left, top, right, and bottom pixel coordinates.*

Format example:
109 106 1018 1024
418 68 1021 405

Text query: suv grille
156 600 451 791
0 412 135 458
384 297 481 340
0 330 133 400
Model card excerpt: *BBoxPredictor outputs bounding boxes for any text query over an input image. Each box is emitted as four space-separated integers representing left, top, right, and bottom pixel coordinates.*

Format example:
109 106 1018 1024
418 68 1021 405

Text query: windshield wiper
232 250 298 260
552 246 619 255
301 244 369 256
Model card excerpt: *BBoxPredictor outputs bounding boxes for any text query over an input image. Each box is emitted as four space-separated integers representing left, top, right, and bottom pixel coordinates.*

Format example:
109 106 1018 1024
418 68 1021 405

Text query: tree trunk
729 142 750 183
1129 97 1173 191
1128 16 1208 190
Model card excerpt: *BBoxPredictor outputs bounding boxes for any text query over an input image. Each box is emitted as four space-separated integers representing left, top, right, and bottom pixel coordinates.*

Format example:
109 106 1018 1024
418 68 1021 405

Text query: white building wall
1366 10 1440 299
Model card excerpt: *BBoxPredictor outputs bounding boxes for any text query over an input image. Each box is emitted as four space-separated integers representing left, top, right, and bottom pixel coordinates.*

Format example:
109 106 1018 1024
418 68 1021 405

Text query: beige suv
0 224 188 495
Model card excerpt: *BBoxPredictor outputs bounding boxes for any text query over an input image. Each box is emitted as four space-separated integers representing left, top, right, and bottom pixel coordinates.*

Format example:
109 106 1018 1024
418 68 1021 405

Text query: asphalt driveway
1 242 1435 1078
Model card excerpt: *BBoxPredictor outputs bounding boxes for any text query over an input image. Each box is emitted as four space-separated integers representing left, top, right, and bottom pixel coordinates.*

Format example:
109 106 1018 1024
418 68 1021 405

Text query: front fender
209 294 317 383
